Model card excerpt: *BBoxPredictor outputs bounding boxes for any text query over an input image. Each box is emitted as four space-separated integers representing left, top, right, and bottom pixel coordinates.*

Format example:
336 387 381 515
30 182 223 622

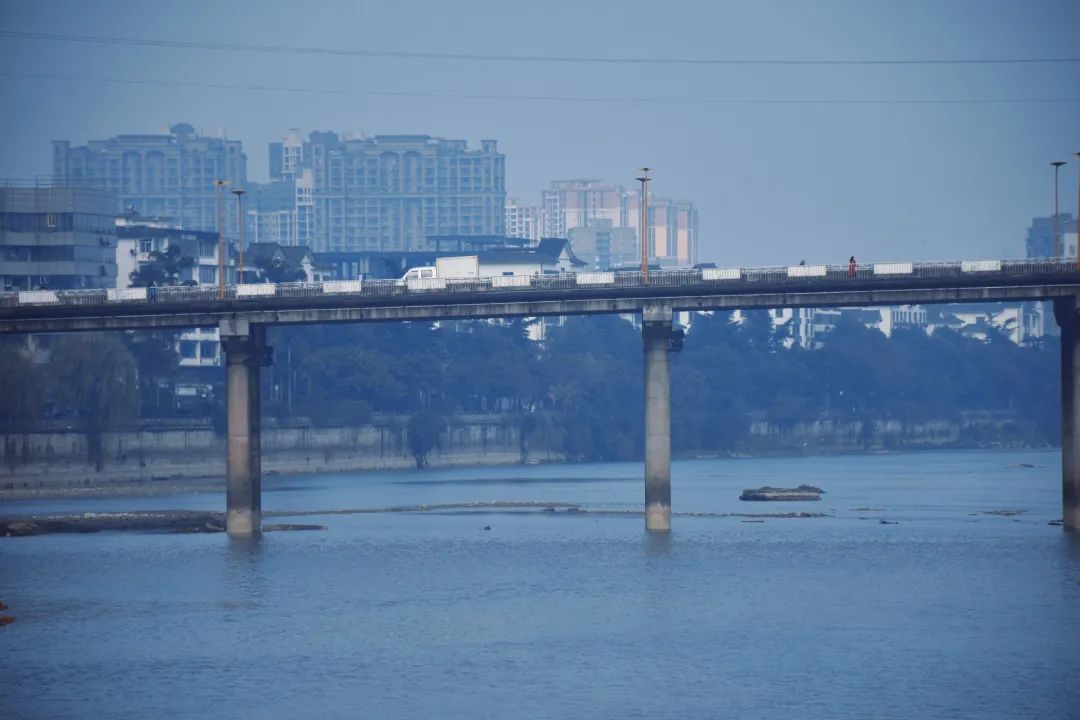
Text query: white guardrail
321 280 363 294
17 290 60 304
1 258 1076 309
491 275 531 289
961 260 1003 273
873 262 914 276
106 287 148 302
787 264 828 278
702 267 741 281
236 283 277 297
576 272 616 286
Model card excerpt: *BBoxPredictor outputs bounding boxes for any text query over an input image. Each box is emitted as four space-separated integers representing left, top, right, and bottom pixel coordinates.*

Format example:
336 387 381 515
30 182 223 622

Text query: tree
407 409 445 468
255 253 306 283
129 242 195 287
48 335 140 471
122 331 181 416
0 337 44 436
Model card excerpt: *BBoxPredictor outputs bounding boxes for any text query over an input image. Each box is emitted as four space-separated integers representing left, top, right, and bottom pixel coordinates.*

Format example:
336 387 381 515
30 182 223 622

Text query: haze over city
3 3 1080 718
2 0 1078 264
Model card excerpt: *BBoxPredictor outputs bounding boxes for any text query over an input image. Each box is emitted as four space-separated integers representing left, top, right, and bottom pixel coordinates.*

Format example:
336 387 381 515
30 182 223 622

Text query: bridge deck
2 258 1079 333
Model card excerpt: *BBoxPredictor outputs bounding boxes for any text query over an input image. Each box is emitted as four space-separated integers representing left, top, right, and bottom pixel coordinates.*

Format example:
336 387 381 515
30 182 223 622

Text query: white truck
398 255 479 290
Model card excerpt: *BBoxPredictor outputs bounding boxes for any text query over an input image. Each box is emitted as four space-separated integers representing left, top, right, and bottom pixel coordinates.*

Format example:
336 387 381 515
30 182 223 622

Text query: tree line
0 310 1059 467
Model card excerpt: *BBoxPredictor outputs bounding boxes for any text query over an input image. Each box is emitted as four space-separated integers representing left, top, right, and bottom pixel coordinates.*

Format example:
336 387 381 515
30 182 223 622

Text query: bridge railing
2 257 1077 311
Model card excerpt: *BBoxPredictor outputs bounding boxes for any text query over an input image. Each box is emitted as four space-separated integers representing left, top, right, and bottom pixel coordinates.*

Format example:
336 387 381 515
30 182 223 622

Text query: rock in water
739 485 825 501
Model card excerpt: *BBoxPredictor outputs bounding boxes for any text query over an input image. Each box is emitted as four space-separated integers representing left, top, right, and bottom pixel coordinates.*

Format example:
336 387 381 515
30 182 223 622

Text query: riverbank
0 444 1053 503
0 410 1051 502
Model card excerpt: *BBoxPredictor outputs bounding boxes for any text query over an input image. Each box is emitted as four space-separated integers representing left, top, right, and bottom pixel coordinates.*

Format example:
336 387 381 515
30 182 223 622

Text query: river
3 449 1079 719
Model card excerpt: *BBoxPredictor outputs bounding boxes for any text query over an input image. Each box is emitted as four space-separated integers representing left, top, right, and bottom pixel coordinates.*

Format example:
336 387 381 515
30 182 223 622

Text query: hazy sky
0 0 1077 265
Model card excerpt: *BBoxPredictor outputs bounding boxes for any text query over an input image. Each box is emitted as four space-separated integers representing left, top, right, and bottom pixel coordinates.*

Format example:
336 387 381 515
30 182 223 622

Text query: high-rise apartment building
0 185 118 291
541 179 627 239
247 180 298 246
542 178 699 267
625 195 699 267
269 129 305 182
1026 213 1077 258
505 198 541 242
52 123 247 236
269 131 505 253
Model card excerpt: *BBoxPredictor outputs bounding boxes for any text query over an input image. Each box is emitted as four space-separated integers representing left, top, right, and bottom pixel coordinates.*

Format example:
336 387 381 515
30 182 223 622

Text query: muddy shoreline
0 502 831 537
0 510 329 536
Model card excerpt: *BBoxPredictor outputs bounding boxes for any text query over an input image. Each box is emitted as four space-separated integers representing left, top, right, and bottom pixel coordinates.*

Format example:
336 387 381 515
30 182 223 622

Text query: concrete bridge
4 257 1080 535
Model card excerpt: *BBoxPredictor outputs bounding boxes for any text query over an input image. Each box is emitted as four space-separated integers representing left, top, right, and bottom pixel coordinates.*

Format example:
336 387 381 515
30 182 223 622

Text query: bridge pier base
1054 298 1080 531
221 322 272 537
643 306 674 532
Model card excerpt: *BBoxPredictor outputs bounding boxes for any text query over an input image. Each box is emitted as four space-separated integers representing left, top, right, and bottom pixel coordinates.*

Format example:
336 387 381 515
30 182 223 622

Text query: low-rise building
0 185 118 291
569 219 639 270
478 238 586 277
116 214 230 372
116 214 223 287
245 242 328 283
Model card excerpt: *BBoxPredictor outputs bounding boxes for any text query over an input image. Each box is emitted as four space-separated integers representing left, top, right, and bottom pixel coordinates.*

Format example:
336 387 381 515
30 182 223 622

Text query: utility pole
636 167 651 281
1052 161 1066 258
232 188 246 284
215 179 228 297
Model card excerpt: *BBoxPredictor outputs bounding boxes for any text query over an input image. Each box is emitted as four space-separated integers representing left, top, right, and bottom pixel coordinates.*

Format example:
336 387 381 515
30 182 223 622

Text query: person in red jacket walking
848 256 857 278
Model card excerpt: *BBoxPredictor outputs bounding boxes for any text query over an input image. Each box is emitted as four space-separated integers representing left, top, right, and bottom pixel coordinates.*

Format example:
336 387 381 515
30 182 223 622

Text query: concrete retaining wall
746 412 1044 451
0 415 558 488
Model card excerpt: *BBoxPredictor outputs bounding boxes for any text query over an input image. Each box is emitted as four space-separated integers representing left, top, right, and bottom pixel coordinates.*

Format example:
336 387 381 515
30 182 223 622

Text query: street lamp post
1052 161 1066 258
232 188 246 284
635 167 651 281
1075 153 1080 269
215 179 228 298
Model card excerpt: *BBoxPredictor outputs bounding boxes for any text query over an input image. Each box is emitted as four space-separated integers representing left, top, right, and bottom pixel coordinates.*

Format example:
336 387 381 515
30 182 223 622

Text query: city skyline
40 123 704 267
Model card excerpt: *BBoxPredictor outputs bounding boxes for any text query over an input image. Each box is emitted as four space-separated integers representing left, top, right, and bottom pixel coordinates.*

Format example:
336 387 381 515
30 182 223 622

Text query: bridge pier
1054 298 1080 531
220 321 272 537
643 305 675 532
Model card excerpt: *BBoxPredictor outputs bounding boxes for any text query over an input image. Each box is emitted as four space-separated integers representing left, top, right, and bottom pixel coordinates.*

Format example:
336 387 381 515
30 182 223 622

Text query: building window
179 341 197 359
199 341 218 360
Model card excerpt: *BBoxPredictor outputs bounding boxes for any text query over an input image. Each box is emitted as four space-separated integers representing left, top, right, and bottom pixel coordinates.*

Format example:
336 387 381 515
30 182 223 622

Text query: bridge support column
1054 298 1080 531
221 321 272 537
643 305 675 532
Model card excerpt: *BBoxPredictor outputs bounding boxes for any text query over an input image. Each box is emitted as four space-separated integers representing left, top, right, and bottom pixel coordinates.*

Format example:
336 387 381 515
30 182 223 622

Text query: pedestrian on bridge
848 256 857 278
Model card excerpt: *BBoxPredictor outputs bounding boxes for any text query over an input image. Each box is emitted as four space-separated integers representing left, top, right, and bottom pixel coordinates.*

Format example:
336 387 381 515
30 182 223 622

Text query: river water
3 449 1079 719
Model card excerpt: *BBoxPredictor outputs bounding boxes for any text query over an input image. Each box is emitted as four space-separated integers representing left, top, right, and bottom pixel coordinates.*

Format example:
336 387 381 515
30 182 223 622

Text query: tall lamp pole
636 167 651 281
1075 152 1080 269
1052 161 1066 258
215 179 228 298
232 188 246 284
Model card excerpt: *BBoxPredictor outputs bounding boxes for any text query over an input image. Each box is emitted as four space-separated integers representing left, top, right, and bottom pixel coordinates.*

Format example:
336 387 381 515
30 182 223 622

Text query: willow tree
0 337 43 432
0 337 45 471
48 335 140 471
